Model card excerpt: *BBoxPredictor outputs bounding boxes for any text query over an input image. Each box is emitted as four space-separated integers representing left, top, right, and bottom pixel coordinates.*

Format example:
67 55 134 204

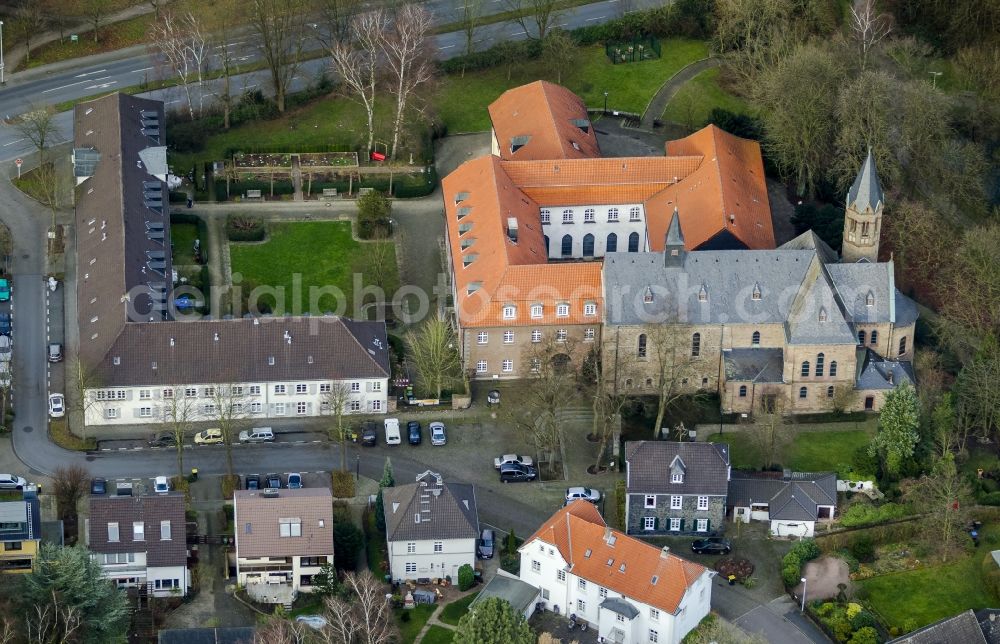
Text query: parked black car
499 462 537 483
478 529 495 559
691 537 732 555
407 421 422 445
90 478 107 495
0 313 10 335
361 422 378 447
147 432 177 448
245 474 261 491
265 473 282 489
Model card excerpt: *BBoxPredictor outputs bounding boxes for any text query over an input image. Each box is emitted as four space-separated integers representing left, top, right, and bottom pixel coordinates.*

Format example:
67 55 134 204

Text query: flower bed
850 542 929 580
808 601 881 643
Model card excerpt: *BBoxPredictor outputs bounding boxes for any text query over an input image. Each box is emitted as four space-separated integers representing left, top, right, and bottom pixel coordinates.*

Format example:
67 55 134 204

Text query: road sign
14 158 21 179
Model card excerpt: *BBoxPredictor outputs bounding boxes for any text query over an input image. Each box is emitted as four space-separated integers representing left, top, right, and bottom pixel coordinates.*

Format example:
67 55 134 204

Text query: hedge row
781 539 820 587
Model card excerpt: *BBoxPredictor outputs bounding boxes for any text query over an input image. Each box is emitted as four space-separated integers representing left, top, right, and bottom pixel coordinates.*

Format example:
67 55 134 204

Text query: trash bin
189 468 199 482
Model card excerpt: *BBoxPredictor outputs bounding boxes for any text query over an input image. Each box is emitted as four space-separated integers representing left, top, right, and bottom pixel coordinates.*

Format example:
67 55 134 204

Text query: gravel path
640 58 721 130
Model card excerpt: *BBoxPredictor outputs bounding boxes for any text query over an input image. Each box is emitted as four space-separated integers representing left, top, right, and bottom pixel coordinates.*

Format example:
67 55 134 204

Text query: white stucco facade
732 504 835 538
540 204 648 259
518 537 712 644
84 377 388 426
94 552 190 598
235 554 333 592
387 536 476 583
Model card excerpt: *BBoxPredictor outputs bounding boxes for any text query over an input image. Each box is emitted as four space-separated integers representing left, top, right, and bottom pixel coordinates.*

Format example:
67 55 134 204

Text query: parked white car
384 418 401 445
0 335 10 361
565 487 601 504
153 476 170 494
430 422 447 446
48 393 65 418
494 454 534 470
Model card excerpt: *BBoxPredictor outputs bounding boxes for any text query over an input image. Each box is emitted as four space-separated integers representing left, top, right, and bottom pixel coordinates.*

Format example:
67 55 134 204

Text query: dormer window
698 285 708 302
458 222 473 235
643 287 653 303
462 253 478 267
570 118 590 133
456 206 472 219
752 283 761 300
454 191 470 204
510 135 530 154
502 305 516 319
556 303 569 317
671 472 683 483
461 237 476 250
530 304 543 318
467 282 482 296
819 307 828 322
866 291 875 307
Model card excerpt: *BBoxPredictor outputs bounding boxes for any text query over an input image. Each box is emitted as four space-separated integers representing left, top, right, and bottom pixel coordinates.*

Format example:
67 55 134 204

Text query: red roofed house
442 81 775 380
518 501 713 643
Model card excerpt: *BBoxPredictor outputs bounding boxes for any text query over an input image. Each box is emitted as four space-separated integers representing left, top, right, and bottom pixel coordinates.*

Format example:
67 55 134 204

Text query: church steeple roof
847 148 884 213
666 207 685 246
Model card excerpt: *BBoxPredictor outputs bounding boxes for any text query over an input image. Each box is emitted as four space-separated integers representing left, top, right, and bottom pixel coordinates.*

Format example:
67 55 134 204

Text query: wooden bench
245 189 262 200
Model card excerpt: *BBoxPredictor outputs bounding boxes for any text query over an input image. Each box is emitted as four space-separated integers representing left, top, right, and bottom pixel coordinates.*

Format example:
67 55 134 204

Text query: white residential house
87 493 190 597
383 471 479 584
729 471 837 538
234 488 334 605
518 501 713 644
82 317 391 427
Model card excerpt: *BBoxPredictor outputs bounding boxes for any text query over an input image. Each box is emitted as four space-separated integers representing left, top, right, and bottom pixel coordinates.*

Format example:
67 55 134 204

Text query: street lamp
1 21 5 86
355 454 360 481
800 577 808 612
603 91 609 115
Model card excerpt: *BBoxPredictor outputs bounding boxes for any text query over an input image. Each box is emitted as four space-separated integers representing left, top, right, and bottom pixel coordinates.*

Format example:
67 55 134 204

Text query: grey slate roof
665 209 684 247
600 597 640 619
855 349 916 390
471 573 540 614
826 262 895 324
92 316 390 387
888 609 988 644
785 259 857 346
976 609 1000 644
895 289 919 325
779 230 837 265
383 471 479 542
625 441 730 496
88 493 187 567
728 471 836 521
847 148 884 214
723 348 785 383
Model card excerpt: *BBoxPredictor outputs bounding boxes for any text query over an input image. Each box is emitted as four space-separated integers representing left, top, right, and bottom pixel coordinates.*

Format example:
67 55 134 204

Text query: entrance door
864 396 874 410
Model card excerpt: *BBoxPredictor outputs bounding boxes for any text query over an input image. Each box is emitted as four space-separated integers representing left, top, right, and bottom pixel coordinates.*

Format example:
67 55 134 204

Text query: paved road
0 0 659 161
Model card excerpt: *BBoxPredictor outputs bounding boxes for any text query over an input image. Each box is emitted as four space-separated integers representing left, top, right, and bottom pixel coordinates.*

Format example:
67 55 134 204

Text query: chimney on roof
660 546 670 559
253 318 260 326
169 338 174 347
214 333 219 342
603 527 613 543
284 331 292 345
506 217 518 243
887 369 894 385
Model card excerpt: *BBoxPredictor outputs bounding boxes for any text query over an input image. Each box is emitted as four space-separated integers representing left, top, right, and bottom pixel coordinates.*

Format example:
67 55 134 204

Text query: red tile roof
489 81 601 161
524 502 708 614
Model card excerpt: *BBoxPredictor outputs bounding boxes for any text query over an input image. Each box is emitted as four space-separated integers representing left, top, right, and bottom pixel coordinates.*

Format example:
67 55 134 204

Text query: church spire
664 207 685 267
847 147 884 214
842 148 885 263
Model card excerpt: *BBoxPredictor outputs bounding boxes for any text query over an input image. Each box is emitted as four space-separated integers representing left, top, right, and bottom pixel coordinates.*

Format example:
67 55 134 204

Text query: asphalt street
0 0 656 161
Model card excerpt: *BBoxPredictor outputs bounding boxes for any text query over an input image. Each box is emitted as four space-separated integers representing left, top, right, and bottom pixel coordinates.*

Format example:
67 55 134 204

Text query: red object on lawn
370 151 386 162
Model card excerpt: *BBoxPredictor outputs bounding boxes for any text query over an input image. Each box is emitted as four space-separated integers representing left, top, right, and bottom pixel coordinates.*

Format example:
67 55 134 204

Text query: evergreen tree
868 382 920 477
454 597 534 644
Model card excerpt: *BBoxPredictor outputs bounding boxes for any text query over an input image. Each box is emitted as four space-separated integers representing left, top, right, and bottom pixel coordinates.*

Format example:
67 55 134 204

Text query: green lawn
435 39 710 133
229 221 398 316
421 625 456 644
662 67 752 128
396 604 437 644
438 592 479 626
860 555 998 629
20 10 154 70
708 424 875 475
170 223 200 265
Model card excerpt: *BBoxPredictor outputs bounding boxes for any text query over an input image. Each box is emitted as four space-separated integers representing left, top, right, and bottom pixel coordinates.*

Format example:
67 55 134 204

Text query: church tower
841 148 884 263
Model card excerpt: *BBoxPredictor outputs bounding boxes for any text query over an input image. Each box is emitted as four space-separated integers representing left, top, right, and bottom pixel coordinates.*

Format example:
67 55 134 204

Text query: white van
384 418 401 445
239 427 275 443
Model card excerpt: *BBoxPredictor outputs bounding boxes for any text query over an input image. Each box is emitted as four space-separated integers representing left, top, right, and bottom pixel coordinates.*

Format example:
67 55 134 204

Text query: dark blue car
407 421 422 445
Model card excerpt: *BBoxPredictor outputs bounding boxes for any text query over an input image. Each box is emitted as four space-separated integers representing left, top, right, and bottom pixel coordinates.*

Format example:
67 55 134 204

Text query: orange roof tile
647 125 775 250
525 502 708 615
489 81 602 161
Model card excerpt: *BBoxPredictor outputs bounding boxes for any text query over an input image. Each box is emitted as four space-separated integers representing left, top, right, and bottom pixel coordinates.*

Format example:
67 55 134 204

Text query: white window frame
531 329 542 343
557 570 566 581
629 206 641 221
477 331 488 345
476 360 487 374
669 518 681 531
133 521 144 541
319 383 331 393
274 384 287 395
644 516 655 531
503 330 514 344
433 542 443 553
502 305 516 320
106 408 119 419
502 359 513 373
584 302 597 316
562 209 574 224
670 495 682 510
556 303 569 317
406 542 416 554
405 562 417 573
697 496 709 511
578 579 587 590
530 304 543 318
650 608 660 621
250 402 263 413
531 560 541 572
584 208 595 222
296 401 307 415
608 208 619 222
295 383 307 394
274 402 286 416
540 209 550 224
351 382 361 392
249 385 261 395
696 519 708 532
138 407 152 418
644 494 656 508
556 329 567 342
671 472 683 484
184 387 197 398
139 389 151 400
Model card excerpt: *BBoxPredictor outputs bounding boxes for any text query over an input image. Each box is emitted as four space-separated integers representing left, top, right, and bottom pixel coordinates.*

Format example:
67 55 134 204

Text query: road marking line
2 138 25 147
438 44 455 49
586 16 606 21
43 80 90 93
130 66 155 73
74 69 107 78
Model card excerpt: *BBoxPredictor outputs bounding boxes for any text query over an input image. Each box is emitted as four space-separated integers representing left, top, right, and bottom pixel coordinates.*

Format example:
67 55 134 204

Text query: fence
605 37 662 64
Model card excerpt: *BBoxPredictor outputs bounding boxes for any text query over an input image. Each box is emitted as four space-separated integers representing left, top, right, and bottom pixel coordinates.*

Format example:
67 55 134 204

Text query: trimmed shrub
847 627 879 644
781 553 802 587
789 539 820 562
849 609 878 631
457 563 474 591
333 520 364 571
331 470 356 498
849 535 875 563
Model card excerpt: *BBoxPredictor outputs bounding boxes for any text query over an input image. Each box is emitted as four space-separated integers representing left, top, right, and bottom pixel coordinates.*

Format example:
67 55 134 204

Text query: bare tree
253 617 309 643
586 345 632 471
248 0 308 113
52 465 89 524
321 570 396 644
404 314 461 400
382 4 434 161
365 230 394 291
506 0 561 40
850 0 892 71
77 0 114 43
11 0 48 65
460 0 484 75
213 1 242 130
163 387 196 478
312 0 354 49
15 106 62 164
323 382 353 472
25 593 82 644
330 10 387 155
149 12 209 121
149 0 165 20
641 324 702 440
902 454 973 562
208 383 251 479
542 29 575 85
746 390 791 468
0 616 14 644
67 358 105 437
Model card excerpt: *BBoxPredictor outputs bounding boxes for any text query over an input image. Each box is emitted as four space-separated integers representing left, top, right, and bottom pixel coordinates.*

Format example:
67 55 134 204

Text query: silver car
565 487 601 504
0 474 27 490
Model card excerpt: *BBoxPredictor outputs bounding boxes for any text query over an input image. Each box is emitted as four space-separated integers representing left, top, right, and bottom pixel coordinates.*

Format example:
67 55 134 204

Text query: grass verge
228 221 398 316
421 625 456 644
438 592 479 625
396 604 437 644
19 10 154 70
49 419 97 451
661 67 751 128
